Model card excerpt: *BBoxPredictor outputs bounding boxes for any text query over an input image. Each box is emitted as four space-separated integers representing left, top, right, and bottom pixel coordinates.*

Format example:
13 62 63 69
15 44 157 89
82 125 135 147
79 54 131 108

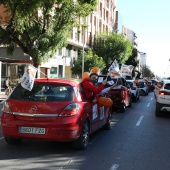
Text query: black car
147 81 155 91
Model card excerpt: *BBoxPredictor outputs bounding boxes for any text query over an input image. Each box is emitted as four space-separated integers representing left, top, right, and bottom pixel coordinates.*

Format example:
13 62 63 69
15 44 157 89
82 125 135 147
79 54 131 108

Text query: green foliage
71 49 105 75
0 0 97 67
125 47 138 68
93 32 133 74
143 66 155 79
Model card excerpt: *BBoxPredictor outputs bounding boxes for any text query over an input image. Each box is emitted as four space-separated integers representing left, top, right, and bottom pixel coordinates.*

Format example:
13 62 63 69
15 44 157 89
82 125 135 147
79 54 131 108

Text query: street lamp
82 18 86 75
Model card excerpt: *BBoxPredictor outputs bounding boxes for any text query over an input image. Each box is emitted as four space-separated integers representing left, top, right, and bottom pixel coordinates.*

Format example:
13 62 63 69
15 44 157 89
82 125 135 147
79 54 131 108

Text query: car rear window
164 83 170 90
98 76 117 86
127 82 133 87
138 82 144 88
9 84 74 102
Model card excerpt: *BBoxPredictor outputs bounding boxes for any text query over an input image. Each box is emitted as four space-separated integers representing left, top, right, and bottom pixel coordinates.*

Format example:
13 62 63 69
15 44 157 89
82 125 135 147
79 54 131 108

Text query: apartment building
0 0 117 92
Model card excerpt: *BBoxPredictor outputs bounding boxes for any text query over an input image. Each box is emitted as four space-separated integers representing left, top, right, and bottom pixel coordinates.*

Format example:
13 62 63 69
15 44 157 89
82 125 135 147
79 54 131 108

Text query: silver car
126 80 140 102
137 80 149 96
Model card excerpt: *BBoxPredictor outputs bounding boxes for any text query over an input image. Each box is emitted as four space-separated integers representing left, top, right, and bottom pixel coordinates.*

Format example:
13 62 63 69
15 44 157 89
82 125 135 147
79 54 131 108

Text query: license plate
19 127 46 135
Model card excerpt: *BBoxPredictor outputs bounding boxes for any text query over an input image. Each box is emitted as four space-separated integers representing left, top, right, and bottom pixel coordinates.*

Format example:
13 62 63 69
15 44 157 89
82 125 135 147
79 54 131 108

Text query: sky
116 0 170 78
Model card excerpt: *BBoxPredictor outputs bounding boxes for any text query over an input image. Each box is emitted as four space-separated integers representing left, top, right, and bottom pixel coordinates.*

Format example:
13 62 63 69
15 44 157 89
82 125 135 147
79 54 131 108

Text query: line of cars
0 77 155 150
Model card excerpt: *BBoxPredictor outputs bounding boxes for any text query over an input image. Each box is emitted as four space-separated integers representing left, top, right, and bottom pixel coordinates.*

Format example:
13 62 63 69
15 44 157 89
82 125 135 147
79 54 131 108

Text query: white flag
21 65 38 91
108 59 120 78
120 64 134 77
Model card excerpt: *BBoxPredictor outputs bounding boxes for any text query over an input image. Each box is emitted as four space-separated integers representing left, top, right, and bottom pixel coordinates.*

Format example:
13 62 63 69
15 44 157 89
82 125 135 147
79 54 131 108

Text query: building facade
0 0 117 92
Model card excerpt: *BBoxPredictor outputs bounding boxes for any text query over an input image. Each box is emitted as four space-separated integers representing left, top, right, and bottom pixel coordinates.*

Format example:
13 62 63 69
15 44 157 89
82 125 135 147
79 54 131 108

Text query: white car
154 79 170 117
126 80 140 102
137 80 149 95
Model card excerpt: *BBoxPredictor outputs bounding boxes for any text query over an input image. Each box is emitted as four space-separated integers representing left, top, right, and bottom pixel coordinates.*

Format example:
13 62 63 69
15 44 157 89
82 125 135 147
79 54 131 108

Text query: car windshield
137 82 144 88
10 84 74 102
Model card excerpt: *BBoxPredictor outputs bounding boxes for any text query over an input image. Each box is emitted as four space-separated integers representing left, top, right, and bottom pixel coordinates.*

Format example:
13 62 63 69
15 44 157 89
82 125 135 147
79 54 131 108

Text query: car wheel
119 102 126 113
155 102 161 117
128 98 132 108
137 93 140 100
73 120 90 150
4 137 22 145
133 95 138 102
103 109 112 130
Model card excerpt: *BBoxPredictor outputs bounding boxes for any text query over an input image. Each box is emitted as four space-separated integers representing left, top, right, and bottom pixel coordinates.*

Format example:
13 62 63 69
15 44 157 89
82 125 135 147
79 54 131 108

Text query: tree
142 66 155 79
71 49 106 76
0 0 97 67
125 47 138 68
93 32 133 74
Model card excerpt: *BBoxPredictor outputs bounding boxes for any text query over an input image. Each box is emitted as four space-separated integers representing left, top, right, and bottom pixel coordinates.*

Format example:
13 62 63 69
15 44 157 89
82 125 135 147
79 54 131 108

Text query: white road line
110 164 119 170
147 103 150 107
151 97 153 100
0 137 4 140
136 115 144 126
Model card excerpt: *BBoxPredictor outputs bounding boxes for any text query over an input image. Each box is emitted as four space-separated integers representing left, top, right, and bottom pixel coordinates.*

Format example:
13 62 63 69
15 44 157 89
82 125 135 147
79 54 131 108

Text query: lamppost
82 18 86 75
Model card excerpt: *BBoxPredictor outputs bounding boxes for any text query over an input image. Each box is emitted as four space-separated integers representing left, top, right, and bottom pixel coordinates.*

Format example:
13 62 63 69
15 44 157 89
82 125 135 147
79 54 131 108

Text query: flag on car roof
21 65 38 91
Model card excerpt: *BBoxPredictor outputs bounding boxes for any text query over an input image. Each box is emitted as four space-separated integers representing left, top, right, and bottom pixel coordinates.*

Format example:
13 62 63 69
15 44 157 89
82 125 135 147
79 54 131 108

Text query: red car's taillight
1 101 12 114
131 86 136 90
159 91 170 95
59 103 80 117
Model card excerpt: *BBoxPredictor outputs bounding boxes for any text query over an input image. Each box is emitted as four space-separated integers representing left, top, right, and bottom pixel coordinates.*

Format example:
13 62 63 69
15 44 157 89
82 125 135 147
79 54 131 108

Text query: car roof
34 78 81 87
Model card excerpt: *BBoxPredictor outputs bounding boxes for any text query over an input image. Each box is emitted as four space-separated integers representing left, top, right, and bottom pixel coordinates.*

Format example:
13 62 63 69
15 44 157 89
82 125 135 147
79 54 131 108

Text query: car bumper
1 113 82 142
158 103 170 112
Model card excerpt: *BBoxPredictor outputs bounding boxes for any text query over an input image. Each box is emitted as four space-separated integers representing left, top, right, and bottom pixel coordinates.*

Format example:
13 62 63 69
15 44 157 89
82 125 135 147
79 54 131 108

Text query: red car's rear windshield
9 84 74 102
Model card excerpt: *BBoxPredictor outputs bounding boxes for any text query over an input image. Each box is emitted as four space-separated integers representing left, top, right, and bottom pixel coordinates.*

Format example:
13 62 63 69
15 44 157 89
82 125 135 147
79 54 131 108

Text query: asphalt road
1 92 170 170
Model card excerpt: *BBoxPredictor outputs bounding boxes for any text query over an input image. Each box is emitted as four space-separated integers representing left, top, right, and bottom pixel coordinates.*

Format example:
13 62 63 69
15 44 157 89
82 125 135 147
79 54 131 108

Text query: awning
0 47 31 63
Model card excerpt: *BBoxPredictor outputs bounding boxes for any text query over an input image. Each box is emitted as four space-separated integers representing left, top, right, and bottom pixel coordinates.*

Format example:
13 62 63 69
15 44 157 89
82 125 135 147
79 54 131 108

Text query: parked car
147 81 155 92
154 79 170 117
98 75 132 113
126 80 140 102
1 78 112 149
137 80 149 95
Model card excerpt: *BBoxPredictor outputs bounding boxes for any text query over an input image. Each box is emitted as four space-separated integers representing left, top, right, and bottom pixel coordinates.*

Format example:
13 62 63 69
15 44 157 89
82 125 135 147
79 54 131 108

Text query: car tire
137 94 140 100
4 137 22 145
128 97 132 108
133 95 138 102
73 120 90 150
103 109 112 130
155 102 161 117
119 102 126 113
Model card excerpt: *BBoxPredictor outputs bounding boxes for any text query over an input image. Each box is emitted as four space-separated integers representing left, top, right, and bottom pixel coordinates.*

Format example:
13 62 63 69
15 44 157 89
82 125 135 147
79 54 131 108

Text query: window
58 48 62 55
10 84 74 102
50 67 57 78
164 83 170 90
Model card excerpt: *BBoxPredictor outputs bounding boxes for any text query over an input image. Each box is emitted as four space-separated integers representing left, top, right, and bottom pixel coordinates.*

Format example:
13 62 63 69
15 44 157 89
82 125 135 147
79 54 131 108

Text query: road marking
151 97 153 100
0 137 4 140
147 103 150 107
136 115 144 126
110 164 119 170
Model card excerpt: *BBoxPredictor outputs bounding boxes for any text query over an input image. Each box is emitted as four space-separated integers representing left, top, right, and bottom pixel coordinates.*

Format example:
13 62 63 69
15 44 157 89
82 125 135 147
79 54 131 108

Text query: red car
1 78 111 149
98 76 132 113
